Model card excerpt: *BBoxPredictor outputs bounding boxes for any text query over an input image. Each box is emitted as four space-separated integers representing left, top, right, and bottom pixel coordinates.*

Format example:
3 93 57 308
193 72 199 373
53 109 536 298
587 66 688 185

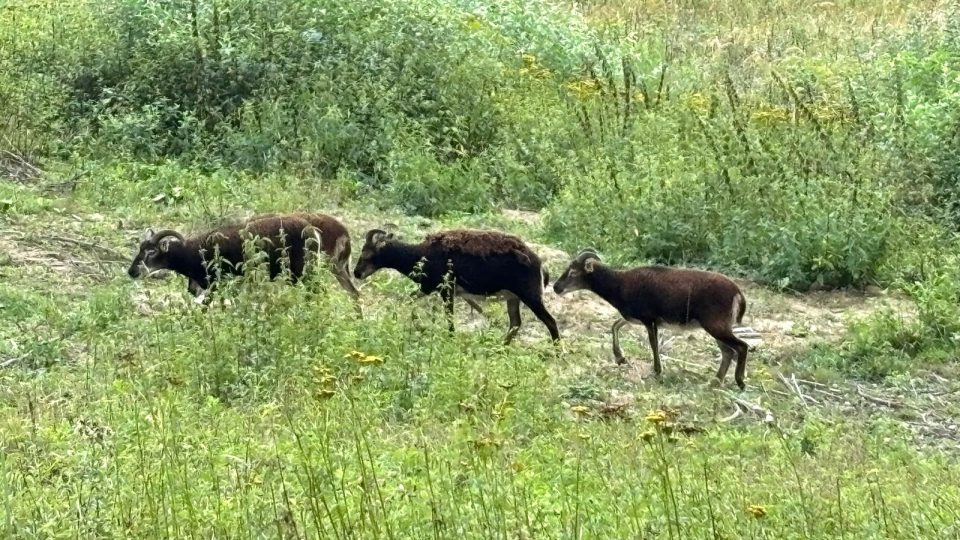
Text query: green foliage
1 256 959 537
826 252 960 381
1 0 603 215
4 0 960 289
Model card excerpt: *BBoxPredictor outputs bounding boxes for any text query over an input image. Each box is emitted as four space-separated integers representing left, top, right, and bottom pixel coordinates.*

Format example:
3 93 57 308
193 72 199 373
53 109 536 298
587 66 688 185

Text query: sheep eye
145 248 158 256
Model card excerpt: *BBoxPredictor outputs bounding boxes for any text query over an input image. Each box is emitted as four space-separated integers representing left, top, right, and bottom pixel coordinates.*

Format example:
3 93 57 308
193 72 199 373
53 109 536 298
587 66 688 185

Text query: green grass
1 164 959 537
2 0 960 536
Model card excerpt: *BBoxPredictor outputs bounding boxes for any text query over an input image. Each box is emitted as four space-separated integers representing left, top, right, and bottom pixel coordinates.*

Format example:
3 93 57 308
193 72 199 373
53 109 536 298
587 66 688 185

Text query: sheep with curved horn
553 248 750 389
128 213 361 308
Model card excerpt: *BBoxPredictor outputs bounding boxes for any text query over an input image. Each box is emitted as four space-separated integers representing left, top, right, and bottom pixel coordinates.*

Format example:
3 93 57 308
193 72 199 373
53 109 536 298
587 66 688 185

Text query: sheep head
128 228 186 278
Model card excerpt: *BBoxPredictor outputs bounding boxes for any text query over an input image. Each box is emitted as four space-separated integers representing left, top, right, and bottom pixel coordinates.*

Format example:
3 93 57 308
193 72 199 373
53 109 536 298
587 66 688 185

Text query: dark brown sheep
553 249 749 389
248 212 359 299
128 213 359 303
353 228 560 344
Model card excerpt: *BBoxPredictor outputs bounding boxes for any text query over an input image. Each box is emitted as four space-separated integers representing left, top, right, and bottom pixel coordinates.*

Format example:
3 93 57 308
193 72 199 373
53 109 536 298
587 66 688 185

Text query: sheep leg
331 264 360 300
187 279 205 297
409 290 428 301
503 296 522 345
713 339 735 386
288 247 305 285
611 318 629 365
732 339 749 390
464 297 485 315
517 292 560 343
644 323 662 376
330 262 363 315
706 326 749 390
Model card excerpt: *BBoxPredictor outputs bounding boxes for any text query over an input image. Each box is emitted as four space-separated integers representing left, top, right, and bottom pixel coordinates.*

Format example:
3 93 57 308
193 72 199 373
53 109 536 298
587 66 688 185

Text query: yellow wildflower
314 388 336 400
747 504 767 519
358 354 384 365
750 105 790 125
519 52 551 79
570 405 591 415
639 429 656 442
686 92 710 115
566 79 598 101
576 431 591 440
473 436 500 449
645 410 667 425
463 15 482 30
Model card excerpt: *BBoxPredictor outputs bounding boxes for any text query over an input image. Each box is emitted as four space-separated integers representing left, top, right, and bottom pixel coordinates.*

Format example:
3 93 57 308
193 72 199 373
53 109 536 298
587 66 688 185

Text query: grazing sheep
128 213 360 304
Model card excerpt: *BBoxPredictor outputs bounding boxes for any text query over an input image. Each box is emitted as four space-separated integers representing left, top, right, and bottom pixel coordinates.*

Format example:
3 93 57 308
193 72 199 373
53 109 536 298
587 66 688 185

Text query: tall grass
0 262 957 537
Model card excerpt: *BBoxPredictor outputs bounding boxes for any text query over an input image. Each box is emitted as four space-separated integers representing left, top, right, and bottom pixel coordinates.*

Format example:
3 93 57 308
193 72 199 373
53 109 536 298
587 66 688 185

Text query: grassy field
2 0 960 538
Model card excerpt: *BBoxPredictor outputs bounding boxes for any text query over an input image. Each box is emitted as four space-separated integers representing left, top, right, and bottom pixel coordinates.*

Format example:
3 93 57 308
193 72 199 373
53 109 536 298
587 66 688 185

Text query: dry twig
719 390 775 423
856 385 902 408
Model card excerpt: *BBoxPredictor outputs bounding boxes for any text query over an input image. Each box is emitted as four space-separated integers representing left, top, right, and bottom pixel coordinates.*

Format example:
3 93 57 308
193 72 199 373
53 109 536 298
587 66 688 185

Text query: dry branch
856 386 902 408
48 235 129 262
719 390 775 423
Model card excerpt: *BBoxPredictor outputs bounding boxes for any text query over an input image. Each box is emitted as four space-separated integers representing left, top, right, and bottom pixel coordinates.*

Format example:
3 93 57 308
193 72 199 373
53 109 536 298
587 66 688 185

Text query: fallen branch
719 404 742 423
776 372 811 406
904 421 960 442
793 377 830 389
856 385 902 408
733 326 762 339
1 148 43 176
48 235 129 262
807 385 846 402
43 169 89 193
0 355 26 368
719 390 775 423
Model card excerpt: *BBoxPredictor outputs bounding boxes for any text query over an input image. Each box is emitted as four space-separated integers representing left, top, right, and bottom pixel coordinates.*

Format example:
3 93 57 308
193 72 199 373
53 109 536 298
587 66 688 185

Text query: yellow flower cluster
570 405 591 415
311 363 337 400
463 14 483 30
746 504 767 519
644 410 667 425
519 53 551 80
750 105 790 125
566 79 598 101
473 435 502 449
685 92 710 115
639 409 670 443
344 350 385 365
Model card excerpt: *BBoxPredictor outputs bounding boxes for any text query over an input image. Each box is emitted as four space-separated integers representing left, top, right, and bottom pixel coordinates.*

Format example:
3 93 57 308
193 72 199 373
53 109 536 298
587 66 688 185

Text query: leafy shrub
2 0 606 214
3 0 960 290
543 92 900 289
382 135 494 217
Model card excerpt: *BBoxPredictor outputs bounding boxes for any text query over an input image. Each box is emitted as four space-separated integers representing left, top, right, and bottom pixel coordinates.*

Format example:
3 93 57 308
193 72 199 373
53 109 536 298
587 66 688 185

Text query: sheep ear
142 229 154 242
584 259 596 273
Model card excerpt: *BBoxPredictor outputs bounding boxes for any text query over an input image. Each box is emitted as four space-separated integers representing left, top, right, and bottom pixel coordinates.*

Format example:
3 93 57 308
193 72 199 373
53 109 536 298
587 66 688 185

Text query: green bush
3 0 960 289
1 0 604 214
